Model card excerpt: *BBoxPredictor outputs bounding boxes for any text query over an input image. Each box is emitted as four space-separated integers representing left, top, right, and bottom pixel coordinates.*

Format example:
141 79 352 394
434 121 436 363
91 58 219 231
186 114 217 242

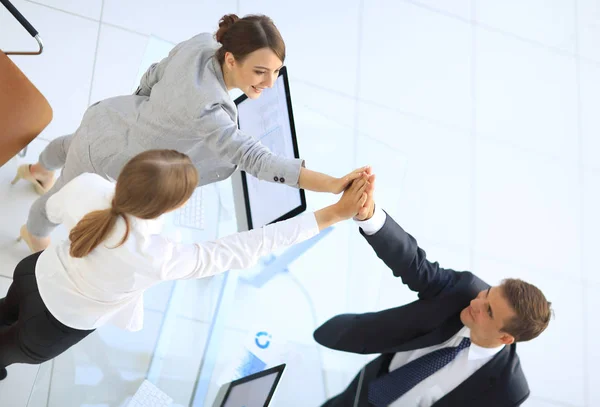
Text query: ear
499 333 515 345
224 51 236 69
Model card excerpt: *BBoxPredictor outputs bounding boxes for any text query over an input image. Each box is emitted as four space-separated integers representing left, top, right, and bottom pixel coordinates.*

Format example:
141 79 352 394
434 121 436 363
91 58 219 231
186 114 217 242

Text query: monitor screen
222 371 279 407
212 364 286 407
233 66 306 230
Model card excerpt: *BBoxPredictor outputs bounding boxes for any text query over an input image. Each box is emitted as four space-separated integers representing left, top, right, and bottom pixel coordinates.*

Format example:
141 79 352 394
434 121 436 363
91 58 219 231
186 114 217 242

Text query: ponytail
68 149 197 258
69 204 131 258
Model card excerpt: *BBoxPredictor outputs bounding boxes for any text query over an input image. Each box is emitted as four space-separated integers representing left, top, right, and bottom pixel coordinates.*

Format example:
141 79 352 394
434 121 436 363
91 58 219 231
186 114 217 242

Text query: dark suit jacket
314 212 529 407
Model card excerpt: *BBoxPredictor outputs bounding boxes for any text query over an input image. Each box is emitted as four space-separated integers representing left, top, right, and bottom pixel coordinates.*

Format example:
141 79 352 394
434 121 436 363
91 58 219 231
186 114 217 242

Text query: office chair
0 0 52 167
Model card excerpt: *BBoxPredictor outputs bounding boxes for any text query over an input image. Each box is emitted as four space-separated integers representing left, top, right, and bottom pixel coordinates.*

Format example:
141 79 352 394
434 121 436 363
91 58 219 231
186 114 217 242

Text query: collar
457 326 505 361
211 54 228 93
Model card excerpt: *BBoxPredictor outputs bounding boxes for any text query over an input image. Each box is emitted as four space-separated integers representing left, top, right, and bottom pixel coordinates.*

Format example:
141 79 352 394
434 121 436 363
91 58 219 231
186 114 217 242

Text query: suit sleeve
361 210 461 300
514 392 529 406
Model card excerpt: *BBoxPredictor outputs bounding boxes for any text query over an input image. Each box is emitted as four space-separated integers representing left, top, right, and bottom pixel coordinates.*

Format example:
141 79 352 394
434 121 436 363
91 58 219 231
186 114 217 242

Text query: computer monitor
231 66 307 232
211 364 286 407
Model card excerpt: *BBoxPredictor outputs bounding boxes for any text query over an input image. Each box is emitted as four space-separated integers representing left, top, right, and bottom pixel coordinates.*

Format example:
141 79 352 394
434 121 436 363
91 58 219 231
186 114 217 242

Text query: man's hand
354 169 375 221
314 174 369 230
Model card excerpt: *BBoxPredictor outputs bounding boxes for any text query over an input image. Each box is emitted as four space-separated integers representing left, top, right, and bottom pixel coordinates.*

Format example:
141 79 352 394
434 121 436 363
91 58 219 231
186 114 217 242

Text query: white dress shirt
37 173 319 332
355 208 504 407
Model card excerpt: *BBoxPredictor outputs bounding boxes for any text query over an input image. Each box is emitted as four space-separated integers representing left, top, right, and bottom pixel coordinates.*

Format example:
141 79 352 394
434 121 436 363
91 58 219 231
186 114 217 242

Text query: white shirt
354 208 504 407
37 173 319 331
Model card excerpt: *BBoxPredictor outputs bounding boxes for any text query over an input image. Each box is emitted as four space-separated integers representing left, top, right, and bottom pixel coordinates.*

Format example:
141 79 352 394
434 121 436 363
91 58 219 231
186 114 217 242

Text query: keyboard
174 187 204 230
128 380 173 407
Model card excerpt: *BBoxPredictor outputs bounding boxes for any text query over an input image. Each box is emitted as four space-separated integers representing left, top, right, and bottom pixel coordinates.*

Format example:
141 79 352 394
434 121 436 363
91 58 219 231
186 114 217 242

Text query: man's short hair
500 278 552 342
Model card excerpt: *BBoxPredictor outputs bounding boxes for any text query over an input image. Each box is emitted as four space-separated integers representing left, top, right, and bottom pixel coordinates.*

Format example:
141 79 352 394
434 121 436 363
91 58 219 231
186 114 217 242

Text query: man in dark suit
314 173 552 407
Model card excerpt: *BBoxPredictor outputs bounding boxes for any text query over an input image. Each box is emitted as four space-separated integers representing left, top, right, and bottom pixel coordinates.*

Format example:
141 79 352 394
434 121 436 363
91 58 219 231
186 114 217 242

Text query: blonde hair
69 150 198 258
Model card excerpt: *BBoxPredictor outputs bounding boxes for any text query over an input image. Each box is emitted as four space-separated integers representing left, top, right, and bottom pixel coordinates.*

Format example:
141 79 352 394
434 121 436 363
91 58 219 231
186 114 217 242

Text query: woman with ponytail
14 13 367 253
0 150 372 380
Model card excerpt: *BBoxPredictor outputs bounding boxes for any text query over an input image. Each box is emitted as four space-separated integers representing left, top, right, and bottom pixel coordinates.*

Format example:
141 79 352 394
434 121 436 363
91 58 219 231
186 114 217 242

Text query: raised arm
313 175 465 354
200 104 368 193
298 166 372 193
361 211 459 299
354 173 460 300
159 174 370 280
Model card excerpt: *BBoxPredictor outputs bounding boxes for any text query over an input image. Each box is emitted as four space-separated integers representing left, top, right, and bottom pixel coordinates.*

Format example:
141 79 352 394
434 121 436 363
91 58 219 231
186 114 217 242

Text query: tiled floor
1 0 598 405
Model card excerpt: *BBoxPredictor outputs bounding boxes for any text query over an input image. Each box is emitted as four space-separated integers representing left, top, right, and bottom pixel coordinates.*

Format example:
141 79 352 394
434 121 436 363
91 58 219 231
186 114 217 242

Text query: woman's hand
333 174 369 220
329 166 371 194
314 174 370 230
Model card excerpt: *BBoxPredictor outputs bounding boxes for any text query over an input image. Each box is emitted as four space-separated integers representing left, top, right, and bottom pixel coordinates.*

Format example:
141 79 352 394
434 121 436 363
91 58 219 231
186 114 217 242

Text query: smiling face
460 286 517 348
222 47 283 99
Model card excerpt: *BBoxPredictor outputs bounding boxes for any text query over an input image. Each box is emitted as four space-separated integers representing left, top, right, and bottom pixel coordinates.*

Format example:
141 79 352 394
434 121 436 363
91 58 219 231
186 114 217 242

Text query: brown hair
500 278 553 342
214 14 285 65
69 150 198 258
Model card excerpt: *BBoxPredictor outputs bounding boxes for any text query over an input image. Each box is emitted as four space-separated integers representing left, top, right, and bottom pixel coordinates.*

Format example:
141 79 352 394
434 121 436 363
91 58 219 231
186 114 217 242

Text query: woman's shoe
17 225 50 253
11 164 55 195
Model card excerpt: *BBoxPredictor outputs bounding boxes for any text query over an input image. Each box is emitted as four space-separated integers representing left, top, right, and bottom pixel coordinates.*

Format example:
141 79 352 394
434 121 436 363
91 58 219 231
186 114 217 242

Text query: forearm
314 205 344 231
174 213 320 279
298 167 336 193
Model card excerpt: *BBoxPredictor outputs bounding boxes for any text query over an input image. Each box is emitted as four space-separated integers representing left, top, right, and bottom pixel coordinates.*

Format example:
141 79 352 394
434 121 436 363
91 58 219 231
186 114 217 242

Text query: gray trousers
27 134 96 237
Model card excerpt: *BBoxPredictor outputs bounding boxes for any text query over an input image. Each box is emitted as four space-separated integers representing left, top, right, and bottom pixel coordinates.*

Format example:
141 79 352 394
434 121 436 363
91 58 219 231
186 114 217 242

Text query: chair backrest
0 50 52 166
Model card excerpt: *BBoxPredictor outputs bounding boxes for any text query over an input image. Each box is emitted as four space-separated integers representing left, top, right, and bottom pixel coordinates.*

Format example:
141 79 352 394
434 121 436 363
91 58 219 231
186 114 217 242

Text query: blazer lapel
431 345 509 407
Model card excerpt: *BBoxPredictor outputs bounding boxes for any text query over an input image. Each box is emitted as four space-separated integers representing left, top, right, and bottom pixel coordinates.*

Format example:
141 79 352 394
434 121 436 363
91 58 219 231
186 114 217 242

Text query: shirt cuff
354 205 386 235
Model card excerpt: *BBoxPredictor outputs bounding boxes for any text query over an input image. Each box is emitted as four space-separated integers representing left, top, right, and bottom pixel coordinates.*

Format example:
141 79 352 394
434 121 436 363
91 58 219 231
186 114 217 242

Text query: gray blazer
70 33 304 187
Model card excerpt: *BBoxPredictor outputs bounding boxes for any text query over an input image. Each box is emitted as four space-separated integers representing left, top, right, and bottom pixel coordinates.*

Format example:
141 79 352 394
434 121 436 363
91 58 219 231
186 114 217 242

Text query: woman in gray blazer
12 14 367 252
